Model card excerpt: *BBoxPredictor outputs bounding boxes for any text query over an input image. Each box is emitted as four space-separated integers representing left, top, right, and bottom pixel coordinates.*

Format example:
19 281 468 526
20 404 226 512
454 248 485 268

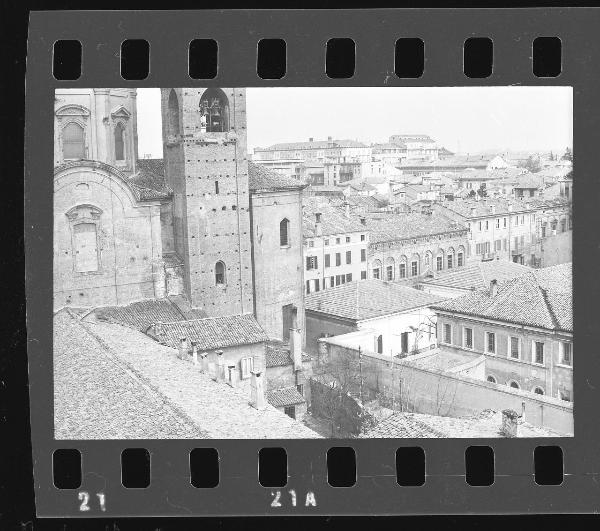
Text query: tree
467 189 476 198
477 186 487 198
519 155 541 173
562 147 572 161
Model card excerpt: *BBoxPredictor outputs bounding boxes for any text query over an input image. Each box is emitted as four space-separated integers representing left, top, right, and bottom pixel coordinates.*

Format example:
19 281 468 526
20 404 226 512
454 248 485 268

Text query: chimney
178 337 188 360
227 365 237 387
191 341 198 365
200 352 209 373
215 350 225 381
250 370 267 410
315 212 323 237
290 328 303 371
344 201 350 219
489 279 498 297
501 409 519 437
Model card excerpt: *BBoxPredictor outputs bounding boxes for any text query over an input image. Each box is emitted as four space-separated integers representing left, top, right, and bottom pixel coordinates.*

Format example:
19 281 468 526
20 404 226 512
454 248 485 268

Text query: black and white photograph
53 86 573 440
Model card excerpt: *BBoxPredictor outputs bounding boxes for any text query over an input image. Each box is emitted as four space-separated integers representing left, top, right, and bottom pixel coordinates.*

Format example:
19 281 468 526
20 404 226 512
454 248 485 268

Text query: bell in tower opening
199 88 230 133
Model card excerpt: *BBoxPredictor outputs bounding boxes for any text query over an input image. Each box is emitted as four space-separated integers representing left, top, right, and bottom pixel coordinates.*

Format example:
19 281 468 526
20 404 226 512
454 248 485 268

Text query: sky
136 87 572 159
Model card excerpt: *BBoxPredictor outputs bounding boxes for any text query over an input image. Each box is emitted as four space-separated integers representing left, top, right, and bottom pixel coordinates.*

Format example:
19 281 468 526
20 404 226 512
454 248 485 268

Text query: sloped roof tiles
305 279 444 321
303 200 367 237
151 313 270 350
364 212 466 243
432 262 572 332
267 387 306 408
248 161 306 192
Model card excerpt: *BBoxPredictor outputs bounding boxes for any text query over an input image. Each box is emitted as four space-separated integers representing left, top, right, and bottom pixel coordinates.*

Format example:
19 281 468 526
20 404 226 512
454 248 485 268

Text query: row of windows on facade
306 272 369 294
372 251 465 280
469 215 570 234
305 249 367 271
306 234 367 248
442 323 572 367
167 88 231 136
475 236 529 255
61 122 126 161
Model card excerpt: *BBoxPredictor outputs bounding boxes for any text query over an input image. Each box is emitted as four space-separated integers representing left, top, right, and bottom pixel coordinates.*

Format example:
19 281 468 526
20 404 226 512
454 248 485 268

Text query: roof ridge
154 312 257 326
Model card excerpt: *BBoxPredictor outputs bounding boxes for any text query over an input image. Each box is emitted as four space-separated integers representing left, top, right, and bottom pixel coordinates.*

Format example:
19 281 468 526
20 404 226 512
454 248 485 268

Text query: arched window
398 256 408 279
372 259 382 280
410 253 420 277
168 89 180 136
114 123 125 161
376 335 383 354
199 88 230 133
63 122 85 159
487 375 496 384
447 247 455 269
215 261 226 285
385 257 395 281
533 386 545 395
280 218 290 247
509 380 520 389
457 246 465 267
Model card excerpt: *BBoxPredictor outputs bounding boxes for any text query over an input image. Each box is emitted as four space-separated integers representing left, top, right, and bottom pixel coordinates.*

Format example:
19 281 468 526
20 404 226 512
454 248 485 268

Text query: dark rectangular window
401 332 409 354
535 342 545 364
411 261 418 276
325 254 330 268
346 236 351 243
486 332 496 354
399 263 406 278
346 273 352 282
443 324 451 344
346 251 352 264
330 276 335 288
464 328 473 349
361 234 365 241
457 252 464 267
447 255 453 269
336 253 341 266
561 342 572 366
360 270 367 280
436 256 443 271
306 280 310 294
284 406 296 419
386 266 393 280
361 249 366 262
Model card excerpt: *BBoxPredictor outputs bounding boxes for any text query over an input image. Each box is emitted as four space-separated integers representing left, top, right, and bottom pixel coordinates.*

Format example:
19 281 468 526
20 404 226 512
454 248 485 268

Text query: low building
432 263 572 402
303 199 369 294
146 313 270 396
418 260 532 298
305 279 443 357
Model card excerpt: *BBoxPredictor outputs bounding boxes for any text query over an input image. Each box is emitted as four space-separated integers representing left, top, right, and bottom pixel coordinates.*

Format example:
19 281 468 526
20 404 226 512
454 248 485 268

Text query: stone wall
319 338 574 435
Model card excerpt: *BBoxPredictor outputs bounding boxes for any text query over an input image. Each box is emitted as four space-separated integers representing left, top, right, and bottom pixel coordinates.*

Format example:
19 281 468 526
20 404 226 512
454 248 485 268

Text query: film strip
25 8 599 517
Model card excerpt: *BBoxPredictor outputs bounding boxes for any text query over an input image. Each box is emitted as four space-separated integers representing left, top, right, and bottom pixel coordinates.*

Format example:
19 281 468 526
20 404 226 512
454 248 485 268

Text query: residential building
305 279 443 357
389 134 440 160
432 263 573 402
303 199 369 294
253 137 372 165
364 212 469 282
433 197 571 266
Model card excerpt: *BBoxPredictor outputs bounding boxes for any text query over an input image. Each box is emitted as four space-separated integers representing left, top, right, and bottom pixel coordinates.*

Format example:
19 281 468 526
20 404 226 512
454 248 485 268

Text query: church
53 88 306 342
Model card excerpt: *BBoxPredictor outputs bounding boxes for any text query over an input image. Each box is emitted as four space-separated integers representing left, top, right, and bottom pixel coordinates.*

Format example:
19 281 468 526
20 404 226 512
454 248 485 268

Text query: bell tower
161 88 254 316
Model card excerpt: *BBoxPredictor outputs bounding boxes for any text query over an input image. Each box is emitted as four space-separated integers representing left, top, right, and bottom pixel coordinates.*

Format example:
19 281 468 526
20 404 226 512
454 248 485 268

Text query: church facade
53 87 305 343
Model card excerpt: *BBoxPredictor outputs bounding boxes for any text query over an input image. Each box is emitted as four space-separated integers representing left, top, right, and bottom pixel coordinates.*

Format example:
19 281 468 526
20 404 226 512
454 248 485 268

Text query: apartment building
432 263 572 402
433 197 571 266
303 200 369 294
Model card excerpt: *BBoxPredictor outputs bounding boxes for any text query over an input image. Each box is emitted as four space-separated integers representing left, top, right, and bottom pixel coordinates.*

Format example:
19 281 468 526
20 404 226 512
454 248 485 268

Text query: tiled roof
305 279 444 321
513 174 546 189
421 260 532 291
55 310 319 439
267 387 306 408
257 139 368 151
266 343 311 367
437 197 561 218
364 212 466 243
54 309 206 439
303 199 367 237
248 161 306 192
432 263 572 332
92 298 206 332
129 158 172 201
151 313 270 350
455 168 525 182
361 409 563 438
